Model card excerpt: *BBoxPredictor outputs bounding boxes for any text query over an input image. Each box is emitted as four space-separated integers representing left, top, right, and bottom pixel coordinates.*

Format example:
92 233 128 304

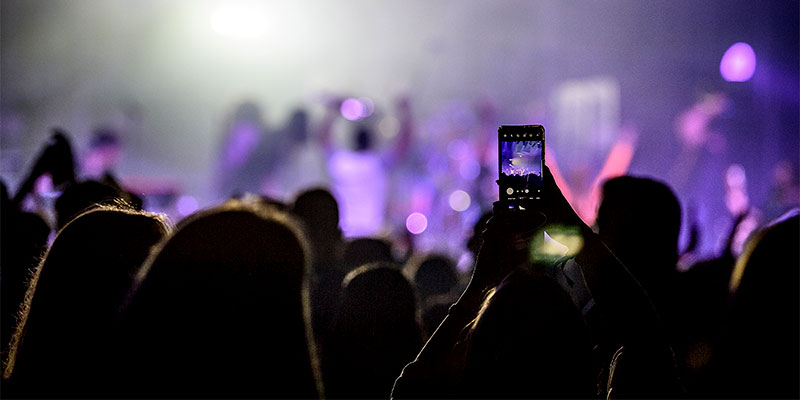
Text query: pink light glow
340 98 366 121
406 212 428 234
720 42 756 82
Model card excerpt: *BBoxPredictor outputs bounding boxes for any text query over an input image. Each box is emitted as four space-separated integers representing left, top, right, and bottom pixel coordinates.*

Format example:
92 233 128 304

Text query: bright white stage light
211 3 268 40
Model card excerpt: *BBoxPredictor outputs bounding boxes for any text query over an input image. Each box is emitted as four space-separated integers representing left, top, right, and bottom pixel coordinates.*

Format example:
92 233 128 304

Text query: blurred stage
1 0 797 260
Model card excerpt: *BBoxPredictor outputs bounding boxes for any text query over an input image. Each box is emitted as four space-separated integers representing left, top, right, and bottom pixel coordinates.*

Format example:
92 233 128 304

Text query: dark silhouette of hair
708 210 799 398
293 188 340 243
412 254 459 300
2 206 168 397
0 209 50 359
596 176 681 306
673 211 748 392
343 237 396 271
593 176 686 394
410 254 460 335
323 263 424 398
459 269 595 398
54 180 131 230
292 188 346 350
121 202 321 398
235 193 289 211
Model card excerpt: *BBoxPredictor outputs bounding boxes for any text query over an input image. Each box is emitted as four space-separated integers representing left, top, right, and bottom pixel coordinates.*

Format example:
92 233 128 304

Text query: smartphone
498 125 544 209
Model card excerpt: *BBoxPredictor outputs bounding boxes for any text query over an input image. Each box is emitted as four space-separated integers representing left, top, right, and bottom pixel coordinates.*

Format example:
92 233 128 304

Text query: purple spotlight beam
720 42 756 82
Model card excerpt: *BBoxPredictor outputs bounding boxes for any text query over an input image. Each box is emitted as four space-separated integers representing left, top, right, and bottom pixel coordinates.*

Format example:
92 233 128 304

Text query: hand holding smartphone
498 125 544 211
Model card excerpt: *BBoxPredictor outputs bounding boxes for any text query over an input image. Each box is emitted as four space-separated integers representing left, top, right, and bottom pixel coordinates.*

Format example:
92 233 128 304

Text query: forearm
392 273 486 398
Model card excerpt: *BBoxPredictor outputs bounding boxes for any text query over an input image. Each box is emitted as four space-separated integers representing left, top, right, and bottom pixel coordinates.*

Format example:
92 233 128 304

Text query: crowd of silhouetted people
0 124 798 399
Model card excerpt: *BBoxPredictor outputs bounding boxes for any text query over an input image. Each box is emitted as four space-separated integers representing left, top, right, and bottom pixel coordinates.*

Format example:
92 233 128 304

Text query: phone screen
499 125 544 202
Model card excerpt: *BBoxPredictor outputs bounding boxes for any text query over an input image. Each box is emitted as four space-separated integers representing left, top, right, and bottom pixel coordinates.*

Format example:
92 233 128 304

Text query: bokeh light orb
448 190 471 212
340 98 366 121
378 116 400 139
720 42 756 82
406 212 428 234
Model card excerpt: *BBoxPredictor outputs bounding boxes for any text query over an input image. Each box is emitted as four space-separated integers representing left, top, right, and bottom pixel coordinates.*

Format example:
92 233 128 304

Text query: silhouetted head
1 177 50 272
0 209 50 361
324 263 423 398
3 206 168 395
461 269 594 398
411 254 459 300
730 209 800 301
353 126 373 152
235 193 288 212
715 210 799 397
292 188 340 239
0 212 50 289
596 176 681 280
55 180 130 230
123 202 320 398
343 237 395 270
292 188 343 271
337 263 421 336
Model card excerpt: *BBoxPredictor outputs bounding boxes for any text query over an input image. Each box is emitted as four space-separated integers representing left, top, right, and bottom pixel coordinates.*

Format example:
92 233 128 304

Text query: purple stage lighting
447 139 469 160
177 195 199 216
359 97 375 118
720 42 756 82
406 212 428 234
341 98 366 121
459 159 481 180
